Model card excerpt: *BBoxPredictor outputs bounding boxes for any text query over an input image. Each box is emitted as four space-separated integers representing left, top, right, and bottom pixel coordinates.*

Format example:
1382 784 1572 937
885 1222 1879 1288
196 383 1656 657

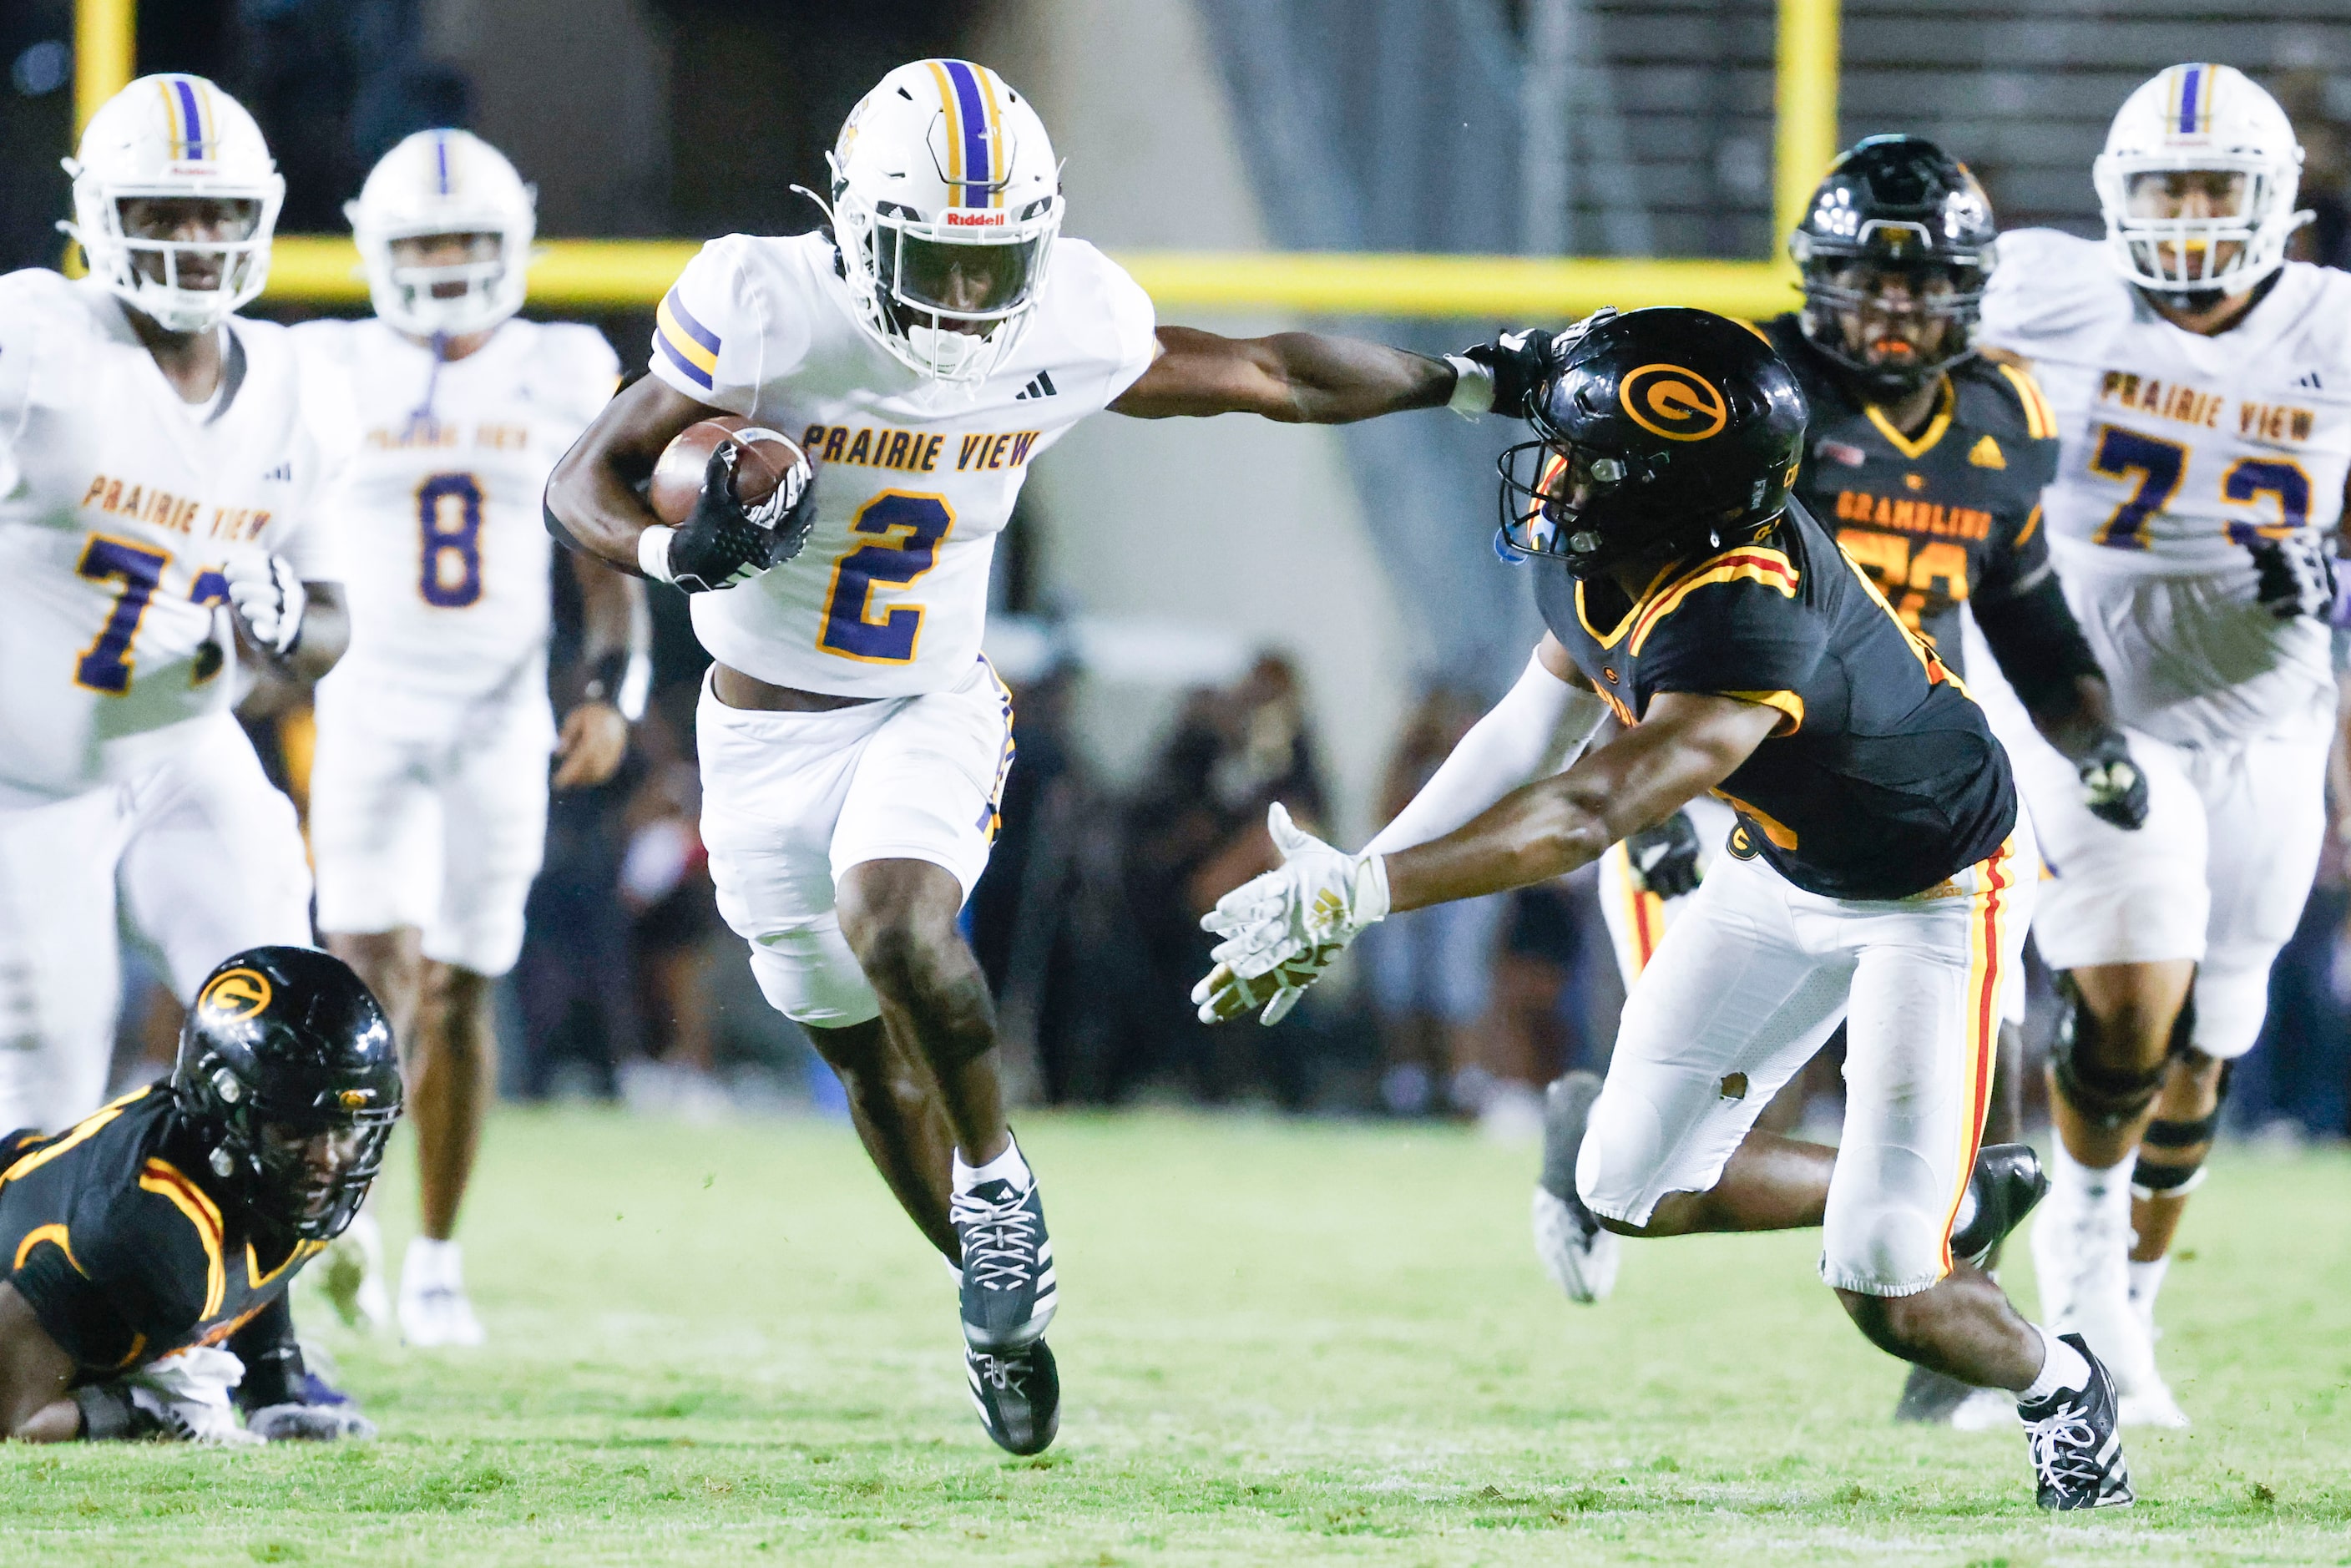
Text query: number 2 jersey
292 316 619 705
1979 229 2351 745
1533 498 2016 902
644 231 1158 696
0 271 352 807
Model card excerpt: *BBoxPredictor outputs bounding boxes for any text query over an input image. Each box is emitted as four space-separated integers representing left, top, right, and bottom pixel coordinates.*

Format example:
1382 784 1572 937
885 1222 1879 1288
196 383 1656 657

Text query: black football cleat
1893 1363 1979 1425
1951 1142 2048 1269
968 1338 1059 1456
2020 1334 2133 1511
953 1150 1057 1352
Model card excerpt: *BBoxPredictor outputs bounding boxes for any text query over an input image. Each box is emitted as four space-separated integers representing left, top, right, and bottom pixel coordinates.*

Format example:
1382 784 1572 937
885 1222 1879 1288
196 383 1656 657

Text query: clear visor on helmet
2124 168 2254 221
880 229 1047 323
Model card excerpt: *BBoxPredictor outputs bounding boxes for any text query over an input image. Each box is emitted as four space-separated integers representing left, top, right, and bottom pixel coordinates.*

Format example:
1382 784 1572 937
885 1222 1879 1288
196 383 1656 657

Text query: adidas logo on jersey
1968 435 2005 469
1014 371 1059 402
260 463 292 483
2297 370 2326 392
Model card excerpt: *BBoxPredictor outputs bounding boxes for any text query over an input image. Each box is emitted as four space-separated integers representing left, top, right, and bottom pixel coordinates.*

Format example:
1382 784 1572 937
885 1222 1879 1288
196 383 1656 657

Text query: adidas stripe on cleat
953 1163 1057 1353
2021 1333 2134 1511
968 1338 1059 1455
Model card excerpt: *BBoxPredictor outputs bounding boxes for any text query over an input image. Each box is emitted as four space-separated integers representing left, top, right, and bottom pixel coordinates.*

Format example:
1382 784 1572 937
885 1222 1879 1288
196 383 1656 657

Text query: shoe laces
953 1185 1042 1292
970 1352 1029 1393
2025 1404 2104 1488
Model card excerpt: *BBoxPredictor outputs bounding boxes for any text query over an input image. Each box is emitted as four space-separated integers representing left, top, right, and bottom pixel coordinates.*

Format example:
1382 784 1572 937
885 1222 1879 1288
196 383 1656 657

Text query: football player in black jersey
1585 137 2153 1426
1192 309 2131 1510
0 947 398 1443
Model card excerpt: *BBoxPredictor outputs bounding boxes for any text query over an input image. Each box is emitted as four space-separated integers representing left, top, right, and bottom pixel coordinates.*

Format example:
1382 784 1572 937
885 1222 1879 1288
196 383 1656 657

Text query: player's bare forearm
571 547 647 665
1109 326 1454 423
2026 673 2125 765
1382 692 1782 913
0 1284 79 1442
545 376 725 574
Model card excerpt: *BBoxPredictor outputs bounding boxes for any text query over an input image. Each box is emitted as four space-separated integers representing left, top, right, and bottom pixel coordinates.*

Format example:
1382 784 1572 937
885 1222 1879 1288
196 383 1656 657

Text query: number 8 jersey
0 271 353 807
291 316 619 700
645 232 1157 696
1979 227 2351 743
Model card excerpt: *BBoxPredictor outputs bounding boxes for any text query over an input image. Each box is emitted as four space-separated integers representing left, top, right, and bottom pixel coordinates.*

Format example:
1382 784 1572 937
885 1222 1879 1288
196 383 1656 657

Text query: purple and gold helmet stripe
654 286 720 392
928 59 1004 210
2172 63 2213 137
158 75 214 160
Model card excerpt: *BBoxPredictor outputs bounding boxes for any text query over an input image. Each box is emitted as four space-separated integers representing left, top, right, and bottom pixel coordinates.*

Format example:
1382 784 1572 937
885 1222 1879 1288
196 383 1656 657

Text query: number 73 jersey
1979 229 2351 575
0 271 352 807
645 233 1158 696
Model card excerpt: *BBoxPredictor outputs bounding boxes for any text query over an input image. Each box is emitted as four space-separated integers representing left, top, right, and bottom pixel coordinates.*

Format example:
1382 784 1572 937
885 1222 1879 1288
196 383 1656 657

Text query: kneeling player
0 948 399 1443
1196 310 2130 1510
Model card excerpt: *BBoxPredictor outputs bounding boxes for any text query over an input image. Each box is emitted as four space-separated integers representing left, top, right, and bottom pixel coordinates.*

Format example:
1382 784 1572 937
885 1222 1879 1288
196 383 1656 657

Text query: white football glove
128 1345 260 1444
1192 803 1390 1025
225 552 306 656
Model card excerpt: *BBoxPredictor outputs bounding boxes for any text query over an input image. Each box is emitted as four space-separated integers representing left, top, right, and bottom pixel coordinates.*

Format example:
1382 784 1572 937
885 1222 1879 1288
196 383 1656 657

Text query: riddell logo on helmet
944 211 1008 227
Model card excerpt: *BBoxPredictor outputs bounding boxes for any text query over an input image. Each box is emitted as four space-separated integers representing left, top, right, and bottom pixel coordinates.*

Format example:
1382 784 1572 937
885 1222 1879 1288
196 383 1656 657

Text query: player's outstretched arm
1108 326 1455 424
544 375 728 576
0 1282 83 1442
1973 582 2148 829
1383 692 1782 913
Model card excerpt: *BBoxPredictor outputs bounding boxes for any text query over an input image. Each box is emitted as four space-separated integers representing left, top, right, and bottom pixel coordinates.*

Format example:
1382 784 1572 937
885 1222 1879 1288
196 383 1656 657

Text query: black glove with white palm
645 443 817 594
1193 803 1390 1026
2075 730 2149 831
2244 529 2337 621
1443 308 1620 419
1625 808 1703 898
225 553 306 658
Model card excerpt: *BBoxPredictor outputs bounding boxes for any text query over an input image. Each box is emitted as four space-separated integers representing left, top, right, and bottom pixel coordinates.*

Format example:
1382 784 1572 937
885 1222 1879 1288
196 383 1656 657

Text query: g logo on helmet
337 1089 375 1110
1620 364 1729 443
197 967 272 1022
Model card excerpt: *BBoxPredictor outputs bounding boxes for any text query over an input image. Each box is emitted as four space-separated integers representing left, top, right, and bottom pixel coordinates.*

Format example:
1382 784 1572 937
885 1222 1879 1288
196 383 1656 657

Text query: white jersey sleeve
274 326 360 584
647 235 808 413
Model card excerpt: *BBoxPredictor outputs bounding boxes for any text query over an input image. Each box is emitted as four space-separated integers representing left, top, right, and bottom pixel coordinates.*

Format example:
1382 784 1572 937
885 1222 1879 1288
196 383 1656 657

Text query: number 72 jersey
1980 229 2351 575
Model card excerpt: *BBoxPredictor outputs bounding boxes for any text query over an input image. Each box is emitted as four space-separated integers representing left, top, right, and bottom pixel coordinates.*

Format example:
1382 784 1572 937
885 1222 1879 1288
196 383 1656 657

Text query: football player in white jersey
547 59 1514 1453
1975 63 2350 1426
294 130 645 1348
0 73 370 1439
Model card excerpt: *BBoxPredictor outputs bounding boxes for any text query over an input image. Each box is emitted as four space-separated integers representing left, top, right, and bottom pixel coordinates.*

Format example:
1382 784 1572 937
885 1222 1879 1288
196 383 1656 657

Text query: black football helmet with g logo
1497 307 1809 580
172 946 402 1242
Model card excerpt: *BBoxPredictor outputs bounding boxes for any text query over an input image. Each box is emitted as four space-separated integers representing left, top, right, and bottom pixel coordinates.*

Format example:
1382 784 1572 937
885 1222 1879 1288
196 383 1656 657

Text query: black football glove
1625 808 1703 898
2244 530 2336 621
1452 329 1556 420
2075 730 2148 831
659 443 817 594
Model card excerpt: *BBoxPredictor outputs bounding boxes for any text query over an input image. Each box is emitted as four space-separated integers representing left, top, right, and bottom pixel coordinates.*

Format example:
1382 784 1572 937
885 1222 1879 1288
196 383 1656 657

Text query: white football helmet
819 60 1064 382
347 129 537 340
63 73 284 333
2094 63 2306 296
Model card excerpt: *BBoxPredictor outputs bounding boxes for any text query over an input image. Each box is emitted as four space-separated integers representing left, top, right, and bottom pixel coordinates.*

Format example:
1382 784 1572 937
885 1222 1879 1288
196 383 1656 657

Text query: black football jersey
1762 315 2061 672
0 1085 322 1373
1532 497 2016 901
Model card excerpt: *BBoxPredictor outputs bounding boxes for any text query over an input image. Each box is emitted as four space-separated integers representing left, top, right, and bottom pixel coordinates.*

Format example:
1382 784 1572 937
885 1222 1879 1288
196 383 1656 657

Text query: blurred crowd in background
6 0 2350 1142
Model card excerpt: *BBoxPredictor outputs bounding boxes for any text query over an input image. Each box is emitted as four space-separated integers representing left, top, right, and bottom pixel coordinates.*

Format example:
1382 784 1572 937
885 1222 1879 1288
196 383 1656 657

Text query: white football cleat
399 1237 487 1348
1531 1071 1619 1303
315 1211 389 1333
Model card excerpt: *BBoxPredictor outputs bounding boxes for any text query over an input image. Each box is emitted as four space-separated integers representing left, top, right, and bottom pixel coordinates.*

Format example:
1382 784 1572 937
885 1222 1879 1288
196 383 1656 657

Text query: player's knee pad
745 919 882 1028
2048 969 2175 1131
2133 1058 2230 1200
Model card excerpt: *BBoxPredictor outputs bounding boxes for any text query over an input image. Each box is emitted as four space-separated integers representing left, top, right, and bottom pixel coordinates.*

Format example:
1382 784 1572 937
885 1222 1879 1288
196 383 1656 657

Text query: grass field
3 1107 2348 1565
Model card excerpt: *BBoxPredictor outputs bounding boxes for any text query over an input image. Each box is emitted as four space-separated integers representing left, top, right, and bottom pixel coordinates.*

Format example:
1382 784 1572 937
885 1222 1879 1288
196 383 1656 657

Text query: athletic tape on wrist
1444 355 1495 417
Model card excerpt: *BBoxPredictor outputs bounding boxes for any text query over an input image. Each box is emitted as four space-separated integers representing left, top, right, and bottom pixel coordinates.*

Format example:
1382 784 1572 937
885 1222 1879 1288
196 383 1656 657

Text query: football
646 417 808 525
